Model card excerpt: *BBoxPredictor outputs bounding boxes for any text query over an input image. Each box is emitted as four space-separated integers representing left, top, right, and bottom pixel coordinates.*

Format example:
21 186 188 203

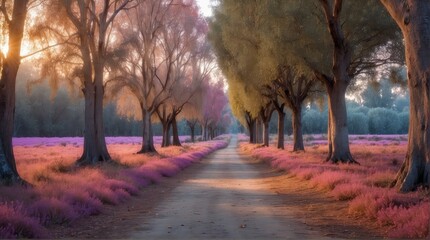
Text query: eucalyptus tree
0 0 30 184
380 1 430 191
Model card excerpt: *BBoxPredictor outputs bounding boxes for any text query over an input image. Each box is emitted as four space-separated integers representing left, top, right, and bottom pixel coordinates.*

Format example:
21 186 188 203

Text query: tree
257 0 401 163
271 67 318 151
0 0 30 184
262 84 285 149
380 0 430 191
166 21 214 147
347 111 369 134
361 78 394 108
209 1 290 148
111 0 176 153
368 108 400 134
42 0 133 165
314 0 401 163
200 79 228 141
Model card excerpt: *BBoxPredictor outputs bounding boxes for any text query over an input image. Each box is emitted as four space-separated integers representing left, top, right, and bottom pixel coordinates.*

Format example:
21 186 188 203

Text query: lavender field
0 136 230 238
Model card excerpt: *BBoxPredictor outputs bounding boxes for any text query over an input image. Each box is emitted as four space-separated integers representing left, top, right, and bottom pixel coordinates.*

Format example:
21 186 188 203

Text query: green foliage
397 112 409 134
393 96 409 112
14 82 143 137
368 108 400 134
348 111 369 134
302 109 327 134
361 79 394 108
210 0 401 125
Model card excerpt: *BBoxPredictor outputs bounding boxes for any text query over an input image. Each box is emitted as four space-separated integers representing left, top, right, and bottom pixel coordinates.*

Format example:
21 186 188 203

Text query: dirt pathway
128 137 328 239
51 136 383 239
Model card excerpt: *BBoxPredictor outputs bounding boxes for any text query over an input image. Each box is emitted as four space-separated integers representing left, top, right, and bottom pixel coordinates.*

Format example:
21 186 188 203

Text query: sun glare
0 43 8 56
0 41 33 58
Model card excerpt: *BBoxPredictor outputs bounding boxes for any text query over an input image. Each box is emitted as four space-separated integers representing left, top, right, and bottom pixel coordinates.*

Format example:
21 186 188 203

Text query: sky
196 0 214 17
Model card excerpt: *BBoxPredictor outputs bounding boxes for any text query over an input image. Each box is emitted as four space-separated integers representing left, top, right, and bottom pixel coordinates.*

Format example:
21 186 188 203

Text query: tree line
0 0 229 185
209 0 429 192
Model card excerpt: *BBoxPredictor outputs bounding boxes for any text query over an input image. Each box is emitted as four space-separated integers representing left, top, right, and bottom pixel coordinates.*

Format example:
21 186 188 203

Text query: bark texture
64 0 130 165
325 81 355 163
0 0 29 185
245 111 256 144
269 100 285 150
138 108 157 154
277 111 285 149
318 0 357 164
171 115 181 146
291 107 304 151
259 104 274 147
187 120 198 142
381 0 430 191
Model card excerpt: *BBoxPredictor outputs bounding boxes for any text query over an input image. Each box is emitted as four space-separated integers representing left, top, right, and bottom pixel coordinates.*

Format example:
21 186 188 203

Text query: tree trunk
326 82 356 163
161 121 171 147
256 119 263 144
188 122 196 142
318 0 357 164
326 109 333 161
78 85 100 165
191 126 195 142
0 0 29 185
161 124 167 147
138 108 156 154
172 115 181 146
245 112 256 143
291 107 304 151
245 116 255 144
263 119 270 147
78 62 111 165
277 110 285 149
200 123 205 141
94 81 110 160
381 0 430 191
166 122 172 147
251 120 257 144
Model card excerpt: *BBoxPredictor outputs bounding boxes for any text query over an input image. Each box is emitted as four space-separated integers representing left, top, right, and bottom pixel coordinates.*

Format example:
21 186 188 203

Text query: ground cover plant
0 135 230 238
239 134 429 239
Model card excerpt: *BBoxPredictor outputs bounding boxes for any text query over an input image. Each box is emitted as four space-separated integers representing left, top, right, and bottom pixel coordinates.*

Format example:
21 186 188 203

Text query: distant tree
393 95 409 112
368 108 400 134
200 80 228 141
362 79 394 108
347 111 369 134
110 0 211 150
353 106 370 115
397 112 409 134
302 109 326 134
